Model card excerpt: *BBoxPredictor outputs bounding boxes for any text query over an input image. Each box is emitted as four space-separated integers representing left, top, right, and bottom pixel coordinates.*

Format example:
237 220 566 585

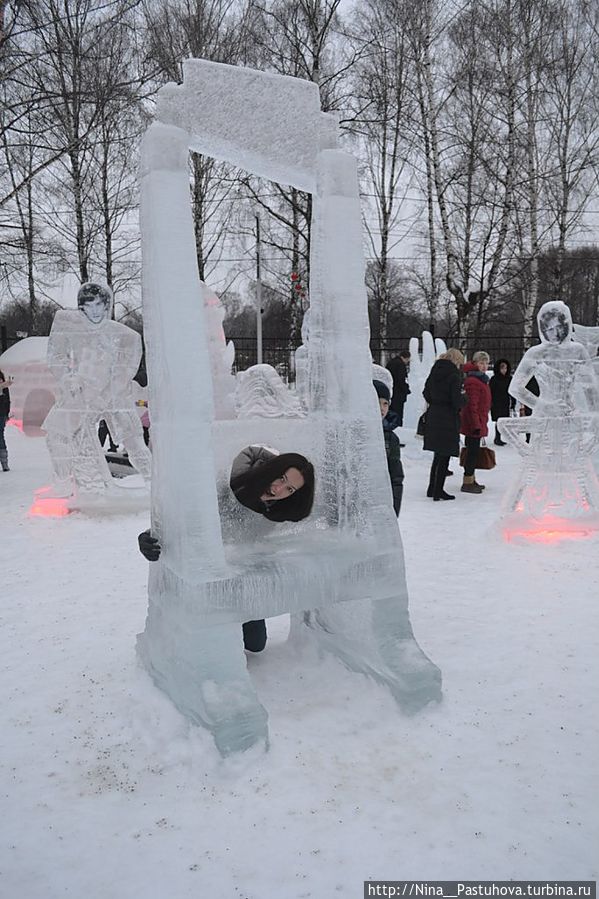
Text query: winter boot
433 459 454 501
474 478 486 490
0 450 9 472
426 459 437 498
461 475 483 494
494 425 506 446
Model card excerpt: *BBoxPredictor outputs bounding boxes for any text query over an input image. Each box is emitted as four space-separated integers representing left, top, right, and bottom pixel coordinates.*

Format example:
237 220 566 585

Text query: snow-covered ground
1 424 597 898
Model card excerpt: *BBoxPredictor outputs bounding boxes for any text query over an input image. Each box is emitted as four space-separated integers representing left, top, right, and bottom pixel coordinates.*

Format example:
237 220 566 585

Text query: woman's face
476 359 489 373
499 362 508 376
260 467 305 502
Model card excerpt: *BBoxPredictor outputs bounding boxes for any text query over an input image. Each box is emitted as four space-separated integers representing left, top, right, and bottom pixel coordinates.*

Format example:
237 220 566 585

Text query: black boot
427 458 437 498
494 425 506 446
433 457 454 501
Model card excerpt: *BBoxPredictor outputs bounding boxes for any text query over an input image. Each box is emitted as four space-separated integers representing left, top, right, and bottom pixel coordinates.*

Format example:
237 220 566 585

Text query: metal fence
0 326 532 376
228 335 533 380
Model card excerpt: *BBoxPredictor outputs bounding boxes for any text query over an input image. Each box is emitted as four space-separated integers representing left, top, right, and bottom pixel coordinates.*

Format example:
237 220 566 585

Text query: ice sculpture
372 363 394 397
137 59 441 756
43 283 152 497
0 336 56 436
235 364 305 418
293 308 310 410
403 332 446 429
203 282 236 419
498 300 599 541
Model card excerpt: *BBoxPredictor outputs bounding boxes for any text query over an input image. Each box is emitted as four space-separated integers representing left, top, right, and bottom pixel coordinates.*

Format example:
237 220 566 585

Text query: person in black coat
489 358 515 445
422 348 467 501
373 380 404 515
386 351 411 425
0 369 12 472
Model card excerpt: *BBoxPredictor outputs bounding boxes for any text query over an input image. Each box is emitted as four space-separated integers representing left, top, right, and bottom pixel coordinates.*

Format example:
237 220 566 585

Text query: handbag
416 411 427 437
459 442 496 470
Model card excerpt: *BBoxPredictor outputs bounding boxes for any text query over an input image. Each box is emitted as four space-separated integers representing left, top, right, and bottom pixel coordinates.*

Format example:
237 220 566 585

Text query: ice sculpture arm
47 313 77 382
138 530 161 561
575 344 599 412
509 352 540 411
230 445 277 482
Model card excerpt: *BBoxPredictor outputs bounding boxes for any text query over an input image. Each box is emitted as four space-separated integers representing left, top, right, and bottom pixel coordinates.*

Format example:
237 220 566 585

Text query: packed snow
1 423 597 897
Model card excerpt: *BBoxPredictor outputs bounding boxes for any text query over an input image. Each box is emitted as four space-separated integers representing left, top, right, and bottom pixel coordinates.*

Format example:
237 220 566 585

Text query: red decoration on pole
290 272 300 281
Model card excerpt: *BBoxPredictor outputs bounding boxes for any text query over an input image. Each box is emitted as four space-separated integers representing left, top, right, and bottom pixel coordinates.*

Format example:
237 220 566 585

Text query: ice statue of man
498 300 599 538
510 300 597 415
43 282 152 495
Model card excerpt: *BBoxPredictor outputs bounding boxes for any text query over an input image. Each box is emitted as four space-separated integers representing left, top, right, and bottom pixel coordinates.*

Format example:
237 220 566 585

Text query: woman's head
472 350 490 372
439 348 465 368
231 452 315 522
495 358 511 377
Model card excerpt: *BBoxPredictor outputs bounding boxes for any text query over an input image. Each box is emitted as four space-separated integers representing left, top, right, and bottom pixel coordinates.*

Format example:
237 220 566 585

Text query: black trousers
98 420 118 452
243 619 267 652
464 435 481 477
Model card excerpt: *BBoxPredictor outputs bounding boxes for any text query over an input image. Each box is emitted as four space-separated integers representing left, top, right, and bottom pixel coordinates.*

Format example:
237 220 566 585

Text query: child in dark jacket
373 380 404 515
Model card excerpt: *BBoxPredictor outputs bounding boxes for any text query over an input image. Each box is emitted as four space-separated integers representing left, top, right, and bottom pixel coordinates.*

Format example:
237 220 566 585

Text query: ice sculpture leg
138 576 268 755
45 409 111 494
291 592 441 713
105 411 152 480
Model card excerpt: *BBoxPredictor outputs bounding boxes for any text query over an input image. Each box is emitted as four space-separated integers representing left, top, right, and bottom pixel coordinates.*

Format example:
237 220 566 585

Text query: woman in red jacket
460 351 492 494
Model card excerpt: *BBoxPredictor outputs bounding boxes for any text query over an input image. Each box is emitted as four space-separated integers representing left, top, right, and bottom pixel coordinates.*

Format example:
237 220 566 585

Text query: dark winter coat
0 379 10 418
460 363 492 437
423 359 467 457
489 359 515 421
382 417 404 515
386 356 410 413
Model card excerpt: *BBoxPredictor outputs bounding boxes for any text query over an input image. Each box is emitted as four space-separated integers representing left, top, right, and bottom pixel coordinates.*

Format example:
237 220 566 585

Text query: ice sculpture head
77 282 113 324
538 301 572 345
230 450 315 522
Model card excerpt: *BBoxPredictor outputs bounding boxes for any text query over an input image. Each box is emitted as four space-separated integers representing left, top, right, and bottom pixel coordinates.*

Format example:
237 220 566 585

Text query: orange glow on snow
29 490 70 518
503 516 598 544
8 418 23 431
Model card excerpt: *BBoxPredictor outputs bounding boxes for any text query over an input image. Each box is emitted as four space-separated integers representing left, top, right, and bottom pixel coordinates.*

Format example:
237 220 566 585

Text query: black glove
138 529 161 561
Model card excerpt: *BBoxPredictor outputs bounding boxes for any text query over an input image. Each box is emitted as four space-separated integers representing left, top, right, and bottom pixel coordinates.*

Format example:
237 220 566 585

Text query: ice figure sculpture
0 337 56 436
403 332 446 429
137 59 441 755
203 282 236 419
43 283 152 497
236 364 305 419
372 363 394 397
498 300 599 541
294 308 310 410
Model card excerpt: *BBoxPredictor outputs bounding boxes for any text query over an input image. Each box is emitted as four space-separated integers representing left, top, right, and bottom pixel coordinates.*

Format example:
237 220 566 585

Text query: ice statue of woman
509 301 597 416
498 300 599 538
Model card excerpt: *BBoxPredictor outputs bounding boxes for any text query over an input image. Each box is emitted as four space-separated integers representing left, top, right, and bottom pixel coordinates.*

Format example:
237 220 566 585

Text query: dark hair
494 358 511 376
231 452 315 522
77 282 112 308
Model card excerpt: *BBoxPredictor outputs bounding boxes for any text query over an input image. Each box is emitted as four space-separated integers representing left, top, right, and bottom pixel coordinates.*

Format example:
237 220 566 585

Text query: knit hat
373 379 391 401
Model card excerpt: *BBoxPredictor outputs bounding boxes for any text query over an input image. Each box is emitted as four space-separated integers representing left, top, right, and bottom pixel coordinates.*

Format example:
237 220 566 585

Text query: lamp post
255 214 263 365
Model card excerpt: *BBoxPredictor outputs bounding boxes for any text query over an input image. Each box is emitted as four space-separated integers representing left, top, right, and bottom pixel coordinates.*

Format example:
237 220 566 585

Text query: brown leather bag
459 445 496 470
